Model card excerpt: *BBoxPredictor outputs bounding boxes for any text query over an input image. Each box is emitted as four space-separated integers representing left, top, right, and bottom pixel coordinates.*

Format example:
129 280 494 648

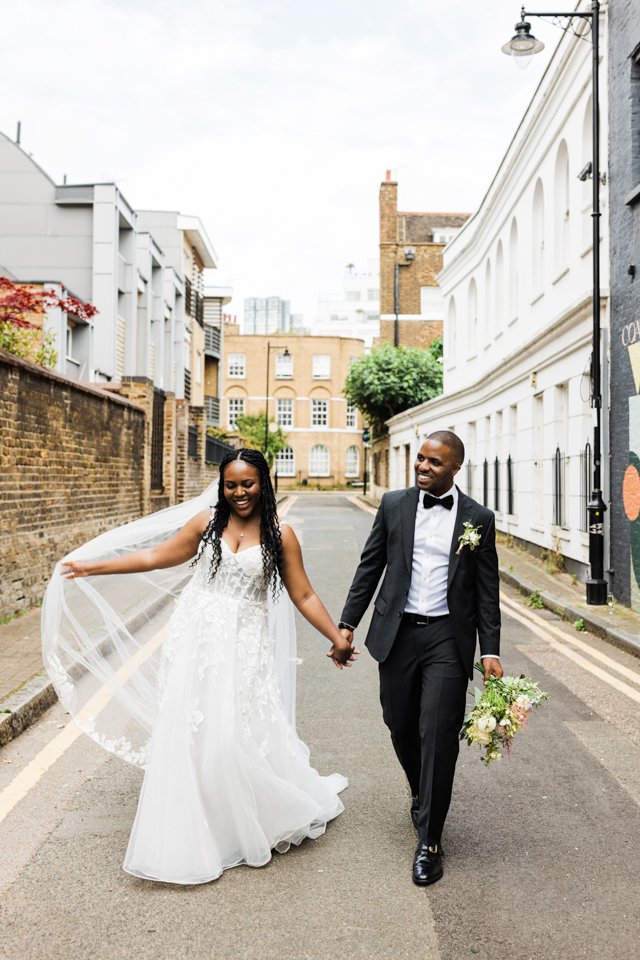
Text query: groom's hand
327 630 359 669
482 657 503 682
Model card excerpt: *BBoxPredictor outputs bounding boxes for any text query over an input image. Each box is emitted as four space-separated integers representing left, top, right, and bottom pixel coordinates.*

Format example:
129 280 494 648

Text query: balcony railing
206 435 235 466
205 395 220 426
204 325 221 357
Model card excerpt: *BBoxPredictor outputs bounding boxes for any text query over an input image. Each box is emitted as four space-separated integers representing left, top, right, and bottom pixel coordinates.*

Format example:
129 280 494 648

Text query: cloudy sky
1 0 559 322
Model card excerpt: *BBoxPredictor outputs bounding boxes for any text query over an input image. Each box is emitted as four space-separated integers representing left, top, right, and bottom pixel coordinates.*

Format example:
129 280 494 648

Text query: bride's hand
61 560 90 579
326 634 359 670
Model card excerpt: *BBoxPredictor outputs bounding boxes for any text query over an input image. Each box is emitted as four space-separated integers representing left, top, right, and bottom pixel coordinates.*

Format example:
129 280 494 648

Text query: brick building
378 175 469 349
221 328 364 488
609 1 640 609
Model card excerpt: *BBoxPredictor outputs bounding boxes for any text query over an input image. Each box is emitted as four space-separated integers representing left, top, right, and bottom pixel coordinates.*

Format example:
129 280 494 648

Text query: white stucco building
387 5 609 577
314 260 380 350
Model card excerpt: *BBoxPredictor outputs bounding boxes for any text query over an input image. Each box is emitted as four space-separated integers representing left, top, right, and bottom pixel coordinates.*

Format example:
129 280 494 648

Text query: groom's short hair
427 430 465 467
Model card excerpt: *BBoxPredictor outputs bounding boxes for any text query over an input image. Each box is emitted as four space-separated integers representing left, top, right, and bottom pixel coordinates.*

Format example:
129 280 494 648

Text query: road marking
347 495 378 516
0 627 165 827
500 592 640 687
278 495 297 518
500 594 640 704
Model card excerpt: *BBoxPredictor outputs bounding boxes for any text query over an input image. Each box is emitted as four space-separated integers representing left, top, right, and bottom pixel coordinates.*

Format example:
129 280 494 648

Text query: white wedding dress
123 538 347 884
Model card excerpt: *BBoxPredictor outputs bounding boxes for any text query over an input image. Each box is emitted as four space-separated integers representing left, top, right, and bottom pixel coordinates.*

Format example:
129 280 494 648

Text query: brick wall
0 351 145 617
608 1 640 608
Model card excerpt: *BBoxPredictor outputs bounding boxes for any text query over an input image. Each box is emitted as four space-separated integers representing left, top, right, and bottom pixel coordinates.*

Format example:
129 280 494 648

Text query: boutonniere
456 521 482 555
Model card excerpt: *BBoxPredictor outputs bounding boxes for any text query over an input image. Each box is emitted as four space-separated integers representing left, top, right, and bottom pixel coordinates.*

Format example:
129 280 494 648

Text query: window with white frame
227 397 245 428
346 402 357 428
309 444 330 476
312 355 331 379
276 397 293 427
275 352 293 378
227 352 246 378
345 445 360 477
311 398 328 427
275 446 295 477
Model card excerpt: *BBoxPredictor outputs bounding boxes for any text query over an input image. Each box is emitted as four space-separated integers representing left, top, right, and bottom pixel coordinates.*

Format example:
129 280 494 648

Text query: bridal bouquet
460 663 548 766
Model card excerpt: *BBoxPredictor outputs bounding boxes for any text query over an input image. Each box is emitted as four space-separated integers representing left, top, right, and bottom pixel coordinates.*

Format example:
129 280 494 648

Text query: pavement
1 495 639 749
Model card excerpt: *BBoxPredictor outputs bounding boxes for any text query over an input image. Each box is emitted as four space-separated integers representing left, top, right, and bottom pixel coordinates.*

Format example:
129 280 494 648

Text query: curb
499 567 640 661
0 673 57 748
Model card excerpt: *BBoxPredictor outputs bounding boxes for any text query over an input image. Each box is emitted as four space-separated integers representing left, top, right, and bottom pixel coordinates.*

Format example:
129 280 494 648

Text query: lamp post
264 342 290 462
502 2 607 605
394 246 416 347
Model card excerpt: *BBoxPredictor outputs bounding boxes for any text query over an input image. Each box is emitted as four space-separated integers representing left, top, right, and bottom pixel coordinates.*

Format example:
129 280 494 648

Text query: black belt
402 612 450 627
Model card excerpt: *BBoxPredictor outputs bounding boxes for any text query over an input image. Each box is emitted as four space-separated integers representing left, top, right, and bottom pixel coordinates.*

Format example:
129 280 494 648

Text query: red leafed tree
0 276 98 368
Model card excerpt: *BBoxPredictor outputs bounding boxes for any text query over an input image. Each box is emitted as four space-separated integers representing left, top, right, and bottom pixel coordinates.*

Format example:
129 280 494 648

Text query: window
311 399 328 427
227 397 245 428
275 446 295 477
346 402 357 428
275 352 293 378
508 219 519 322
467 278 478 357
532 179 545 295
345 445 360 477
367 288 379 300
228 352 245 378
312 355 331 379
309 444 330 476
554 140 570 271
276 397 293 427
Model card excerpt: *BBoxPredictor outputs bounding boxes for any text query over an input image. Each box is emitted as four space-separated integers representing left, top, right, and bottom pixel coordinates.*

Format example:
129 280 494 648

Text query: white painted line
278 495 297 518
0 627 165 827
347 496 378 516
501 598 640 705
501 592 640 687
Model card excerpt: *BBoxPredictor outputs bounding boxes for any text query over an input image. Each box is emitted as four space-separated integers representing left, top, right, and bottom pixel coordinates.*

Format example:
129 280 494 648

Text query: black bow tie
423 493 454 511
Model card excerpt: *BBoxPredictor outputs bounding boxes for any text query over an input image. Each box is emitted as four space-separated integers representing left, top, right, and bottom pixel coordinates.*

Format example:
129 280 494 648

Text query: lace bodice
192 539 268 604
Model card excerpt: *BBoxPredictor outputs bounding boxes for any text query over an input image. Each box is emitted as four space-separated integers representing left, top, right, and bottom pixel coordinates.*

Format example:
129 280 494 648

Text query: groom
338 430 502 885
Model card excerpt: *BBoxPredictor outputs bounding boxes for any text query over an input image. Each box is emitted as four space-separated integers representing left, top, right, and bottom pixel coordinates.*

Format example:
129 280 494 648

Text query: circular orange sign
623 464 640 521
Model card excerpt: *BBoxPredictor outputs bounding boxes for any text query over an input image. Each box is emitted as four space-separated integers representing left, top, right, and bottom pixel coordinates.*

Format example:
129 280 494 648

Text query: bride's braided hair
197 448 284 600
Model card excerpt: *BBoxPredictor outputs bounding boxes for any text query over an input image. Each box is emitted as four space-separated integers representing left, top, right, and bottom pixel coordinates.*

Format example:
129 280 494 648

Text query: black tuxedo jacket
341 486 501 678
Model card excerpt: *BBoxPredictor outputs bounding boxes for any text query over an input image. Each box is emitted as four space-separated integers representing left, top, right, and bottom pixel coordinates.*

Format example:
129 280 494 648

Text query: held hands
482 657 503 682
327 628 359 670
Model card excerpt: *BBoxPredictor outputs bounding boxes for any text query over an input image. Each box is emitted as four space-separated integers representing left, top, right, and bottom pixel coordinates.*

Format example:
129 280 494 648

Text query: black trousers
378 616 468 846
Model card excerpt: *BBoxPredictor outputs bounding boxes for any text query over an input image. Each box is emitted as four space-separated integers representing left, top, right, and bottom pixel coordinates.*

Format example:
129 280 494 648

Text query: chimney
380 175 398 244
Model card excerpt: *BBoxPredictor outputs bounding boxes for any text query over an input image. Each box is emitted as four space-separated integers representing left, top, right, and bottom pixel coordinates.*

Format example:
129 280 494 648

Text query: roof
396 212 471 244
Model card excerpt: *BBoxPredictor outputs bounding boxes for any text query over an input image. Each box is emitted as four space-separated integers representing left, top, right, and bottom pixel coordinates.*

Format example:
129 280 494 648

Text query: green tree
343 339 443 434
234 411 287 469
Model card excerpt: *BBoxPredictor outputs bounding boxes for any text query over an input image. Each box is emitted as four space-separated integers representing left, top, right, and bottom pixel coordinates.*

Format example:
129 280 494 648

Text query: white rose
474 731 492 745
477 715 497 733
498 718 511 727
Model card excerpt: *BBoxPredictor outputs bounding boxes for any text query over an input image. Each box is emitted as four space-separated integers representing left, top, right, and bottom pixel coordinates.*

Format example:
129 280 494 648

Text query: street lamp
502 2 607 605
394 246 416 347
264 342 290 461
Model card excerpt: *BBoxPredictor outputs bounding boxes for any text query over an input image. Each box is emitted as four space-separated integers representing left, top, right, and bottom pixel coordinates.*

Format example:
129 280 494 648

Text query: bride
55 448 357 884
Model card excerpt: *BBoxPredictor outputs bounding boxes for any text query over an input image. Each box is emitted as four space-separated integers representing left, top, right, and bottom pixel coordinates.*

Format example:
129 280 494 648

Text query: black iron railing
188 425 198 460
494 457 500 512
553 446 567 527
579 441 592 532
506 454 514 516
205 435 235 465
151 388 165 491
483 458 488 506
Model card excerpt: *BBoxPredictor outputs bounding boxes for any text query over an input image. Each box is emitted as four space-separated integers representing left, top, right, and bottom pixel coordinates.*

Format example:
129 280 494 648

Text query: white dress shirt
405 485 458 616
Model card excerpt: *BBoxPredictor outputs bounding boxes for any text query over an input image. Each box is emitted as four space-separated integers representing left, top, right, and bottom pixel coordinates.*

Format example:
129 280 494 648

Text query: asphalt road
2 493 640 960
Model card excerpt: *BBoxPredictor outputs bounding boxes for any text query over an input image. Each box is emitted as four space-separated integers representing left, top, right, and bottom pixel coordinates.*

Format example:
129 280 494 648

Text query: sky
0 0 561 323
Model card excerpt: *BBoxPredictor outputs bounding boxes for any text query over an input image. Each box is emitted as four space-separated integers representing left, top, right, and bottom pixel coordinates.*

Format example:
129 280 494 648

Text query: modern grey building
0 131 225 407
608 4 640 609
243 296 291 334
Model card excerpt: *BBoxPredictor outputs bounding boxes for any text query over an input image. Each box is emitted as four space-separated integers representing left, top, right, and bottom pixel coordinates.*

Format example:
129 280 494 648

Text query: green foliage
574 618 586 632
206 425 232 442
526 589 545 609
0 322 58 368
234 411 287 469
343 339 443 434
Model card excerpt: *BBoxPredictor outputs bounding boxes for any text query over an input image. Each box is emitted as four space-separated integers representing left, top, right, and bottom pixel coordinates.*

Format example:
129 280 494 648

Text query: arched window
494 241 505 334
467 278 478 356
345 445 360 477
532 178 545 296
275 446 295 477
309 444 330 477
508 218 519 322
484 259 492 343
554 140 570 272
446 296 457 367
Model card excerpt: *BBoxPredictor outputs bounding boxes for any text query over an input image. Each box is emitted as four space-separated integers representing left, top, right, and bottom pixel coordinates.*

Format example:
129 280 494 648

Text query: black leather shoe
412 842 443 886
410 797 420 832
